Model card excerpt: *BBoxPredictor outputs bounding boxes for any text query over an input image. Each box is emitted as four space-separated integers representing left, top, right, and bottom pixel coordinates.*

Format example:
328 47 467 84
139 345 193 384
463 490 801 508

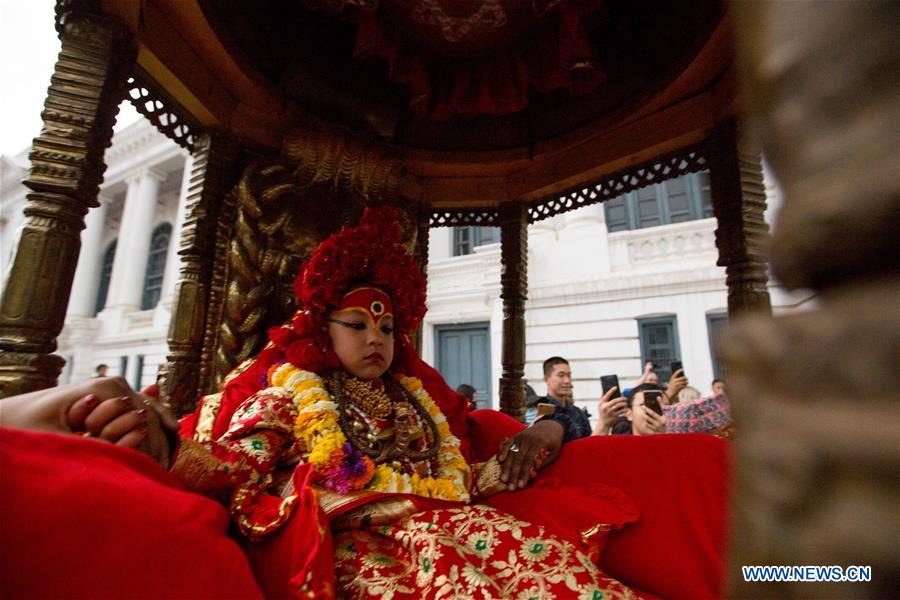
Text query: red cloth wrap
0 428 263 600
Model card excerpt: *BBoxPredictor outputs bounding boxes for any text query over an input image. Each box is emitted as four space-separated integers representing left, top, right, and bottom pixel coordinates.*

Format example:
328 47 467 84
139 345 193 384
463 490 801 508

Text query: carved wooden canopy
93 0 734 211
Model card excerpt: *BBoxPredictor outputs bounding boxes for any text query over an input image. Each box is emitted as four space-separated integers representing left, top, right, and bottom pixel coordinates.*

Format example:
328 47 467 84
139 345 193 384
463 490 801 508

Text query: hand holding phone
642 390 664 415
597 378 627 433
600 375 621 399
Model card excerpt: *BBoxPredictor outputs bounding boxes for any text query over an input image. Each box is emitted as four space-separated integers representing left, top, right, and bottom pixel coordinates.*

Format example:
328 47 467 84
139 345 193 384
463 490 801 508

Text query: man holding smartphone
593 375 628 435
597 383 668 436
533 356 593 441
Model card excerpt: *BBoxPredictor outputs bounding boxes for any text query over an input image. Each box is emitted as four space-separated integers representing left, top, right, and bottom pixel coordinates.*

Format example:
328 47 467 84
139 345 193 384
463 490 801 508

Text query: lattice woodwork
428 148 707 228
126 68 203 152
528 148 708 223
429 209 499 228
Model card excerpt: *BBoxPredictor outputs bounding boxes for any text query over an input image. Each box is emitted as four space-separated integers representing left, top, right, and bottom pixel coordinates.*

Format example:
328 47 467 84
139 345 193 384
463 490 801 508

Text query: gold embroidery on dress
331 497 420 530
470 456 506 498
580 522 613 545
234 489 300 538
317 487 385 517
194 392 223 442
333 504 638 599
170 438 223 491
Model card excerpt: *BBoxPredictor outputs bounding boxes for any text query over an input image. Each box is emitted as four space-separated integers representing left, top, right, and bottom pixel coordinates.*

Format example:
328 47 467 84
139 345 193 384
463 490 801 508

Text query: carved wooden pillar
498 203 528 421
0 8 134 397
160 132 240 414
412 206 431 354
706 117 772 316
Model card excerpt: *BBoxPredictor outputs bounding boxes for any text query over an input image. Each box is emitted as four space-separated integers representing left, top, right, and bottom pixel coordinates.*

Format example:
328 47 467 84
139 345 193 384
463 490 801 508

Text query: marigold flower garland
269 362 470 502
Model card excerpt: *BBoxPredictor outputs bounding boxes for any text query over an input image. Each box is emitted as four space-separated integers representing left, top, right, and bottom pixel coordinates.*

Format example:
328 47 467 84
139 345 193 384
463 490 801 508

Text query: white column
160 153 193 307
563 203 606 229
106 168 166 310
68 194 109 317
560 204 611 275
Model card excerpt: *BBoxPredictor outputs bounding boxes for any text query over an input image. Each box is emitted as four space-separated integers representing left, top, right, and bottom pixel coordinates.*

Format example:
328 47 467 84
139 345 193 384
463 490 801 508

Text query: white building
1 118 811 419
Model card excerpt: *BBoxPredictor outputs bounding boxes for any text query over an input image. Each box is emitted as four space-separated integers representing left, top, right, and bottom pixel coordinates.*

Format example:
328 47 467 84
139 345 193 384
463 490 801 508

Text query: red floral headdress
266 205 425 374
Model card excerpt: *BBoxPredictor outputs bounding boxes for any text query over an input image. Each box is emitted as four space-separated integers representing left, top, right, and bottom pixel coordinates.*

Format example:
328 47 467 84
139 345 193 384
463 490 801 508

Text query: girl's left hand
497 419 564 491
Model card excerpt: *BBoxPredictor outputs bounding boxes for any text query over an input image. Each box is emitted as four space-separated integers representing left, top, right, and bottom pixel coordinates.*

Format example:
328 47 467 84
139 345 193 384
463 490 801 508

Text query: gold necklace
342 375 393 419
329 370 441 463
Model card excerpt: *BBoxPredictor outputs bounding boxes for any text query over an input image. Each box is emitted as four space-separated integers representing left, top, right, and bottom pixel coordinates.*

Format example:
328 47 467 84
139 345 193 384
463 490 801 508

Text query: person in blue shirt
532 356 592 441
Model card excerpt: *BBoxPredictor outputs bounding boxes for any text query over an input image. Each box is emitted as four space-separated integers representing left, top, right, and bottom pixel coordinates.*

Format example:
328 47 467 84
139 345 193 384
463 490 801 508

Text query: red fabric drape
318 0 605 118
0 428 263 599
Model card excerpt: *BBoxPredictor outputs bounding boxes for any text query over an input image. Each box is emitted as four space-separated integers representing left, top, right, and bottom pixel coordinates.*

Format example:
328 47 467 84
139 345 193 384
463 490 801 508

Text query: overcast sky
1 0 140 157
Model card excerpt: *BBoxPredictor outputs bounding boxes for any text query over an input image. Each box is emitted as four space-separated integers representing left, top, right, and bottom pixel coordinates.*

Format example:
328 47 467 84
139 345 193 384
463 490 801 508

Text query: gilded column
706 117 772 316
161 153 194 308
160 132 240 415
0 9 135 397
498 203 529 421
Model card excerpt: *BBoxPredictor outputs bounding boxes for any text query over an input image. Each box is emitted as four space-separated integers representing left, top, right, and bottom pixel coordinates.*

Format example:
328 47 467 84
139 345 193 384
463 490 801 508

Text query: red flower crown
266 205 426 374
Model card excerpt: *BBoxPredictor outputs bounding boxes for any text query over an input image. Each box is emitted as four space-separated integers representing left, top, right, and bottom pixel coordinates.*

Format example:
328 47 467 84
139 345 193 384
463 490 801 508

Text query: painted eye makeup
380 324 394 335
329 318 366 330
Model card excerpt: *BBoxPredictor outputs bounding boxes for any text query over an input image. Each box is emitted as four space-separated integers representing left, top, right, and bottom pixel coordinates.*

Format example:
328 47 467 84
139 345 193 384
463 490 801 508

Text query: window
141 223 172 310
452 226 500 256
605 171 713 232
707 312 728 379
94 240 117 315
119 355 129 378
638 316 681 383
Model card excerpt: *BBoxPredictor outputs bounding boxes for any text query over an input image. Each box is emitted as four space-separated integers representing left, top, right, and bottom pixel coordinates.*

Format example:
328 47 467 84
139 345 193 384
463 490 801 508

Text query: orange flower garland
269 362 470 502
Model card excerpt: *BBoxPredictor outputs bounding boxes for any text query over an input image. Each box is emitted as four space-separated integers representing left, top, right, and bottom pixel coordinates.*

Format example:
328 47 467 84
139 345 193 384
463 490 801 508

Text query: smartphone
536 402 556 417
600 374 621 399
643 390 664 415
670 360 684 378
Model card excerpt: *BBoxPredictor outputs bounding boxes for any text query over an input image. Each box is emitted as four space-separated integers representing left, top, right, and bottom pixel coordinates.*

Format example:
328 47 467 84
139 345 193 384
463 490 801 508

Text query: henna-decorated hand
0 378 178 468
497 419 564 491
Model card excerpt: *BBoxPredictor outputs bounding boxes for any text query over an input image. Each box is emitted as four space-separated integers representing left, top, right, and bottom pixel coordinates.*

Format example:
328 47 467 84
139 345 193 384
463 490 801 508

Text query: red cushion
466 408 526 462
0 428 263 600
542 434 730 600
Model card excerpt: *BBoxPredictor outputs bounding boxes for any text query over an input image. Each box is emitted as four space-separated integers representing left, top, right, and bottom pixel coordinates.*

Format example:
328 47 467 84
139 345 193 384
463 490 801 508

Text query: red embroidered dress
173 362 645 599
